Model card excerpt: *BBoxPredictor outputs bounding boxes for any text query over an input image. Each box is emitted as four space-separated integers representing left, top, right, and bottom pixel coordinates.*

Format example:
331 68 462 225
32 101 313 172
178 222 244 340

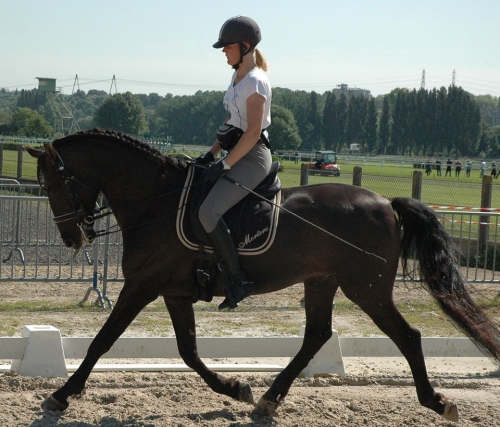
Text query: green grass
4 149 497 243
2 296 497 338
1 149 38 179
277 158 500 208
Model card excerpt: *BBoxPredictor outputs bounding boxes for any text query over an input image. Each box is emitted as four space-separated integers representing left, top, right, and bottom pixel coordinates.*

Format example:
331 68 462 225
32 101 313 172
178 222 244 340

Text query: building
332 83 371 99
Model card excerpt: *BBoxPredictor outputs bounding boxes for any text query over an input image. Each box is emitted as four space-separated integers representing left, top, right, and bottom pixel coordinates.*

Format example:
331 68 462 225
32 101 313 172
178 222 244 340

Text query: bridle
47 150 101 244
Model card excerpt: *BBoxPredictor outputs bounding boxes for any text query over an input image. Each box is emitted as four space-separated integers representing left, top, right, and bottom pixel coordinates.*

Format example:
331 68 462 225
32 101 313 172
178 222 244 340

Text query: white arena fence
0 325 486 378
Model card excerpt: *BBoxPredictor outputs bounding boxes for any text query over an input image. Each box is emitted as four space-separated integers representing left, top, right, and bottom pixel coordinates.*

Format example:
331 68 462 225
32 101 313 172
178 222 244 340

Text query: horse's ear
23 145 43 159
43 143 58 168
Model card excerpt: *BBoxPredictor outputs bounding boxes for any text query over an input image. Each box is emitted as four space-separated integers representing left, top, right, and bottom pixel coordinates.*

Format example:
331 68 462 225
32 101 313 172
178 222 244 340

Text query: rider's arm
208 140 222 157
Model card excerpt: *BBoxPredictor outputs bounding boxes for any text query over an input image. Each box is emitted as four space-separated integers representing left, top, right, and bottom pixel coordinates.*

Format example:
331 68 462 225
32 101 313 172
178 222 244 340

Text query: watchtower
36 77 80 136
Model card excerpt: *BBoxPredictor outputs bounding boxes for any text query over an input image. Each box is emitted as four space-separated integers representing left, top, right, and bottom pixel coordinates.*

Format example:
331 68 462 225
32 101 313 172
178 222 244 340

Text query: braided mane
52 128 188 170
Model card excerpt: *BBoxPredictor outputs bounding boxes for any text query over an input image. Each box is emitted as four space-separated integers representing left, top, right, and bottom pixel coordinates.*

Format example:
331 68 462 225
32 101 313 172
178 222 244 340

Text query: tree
391 90 410 155
10 107 53 137
332 94 348 152
94 92 148 135
378 96 391 154
435 87 448 155
268 104 301 151
155 91 225 144
307 91 323 150
446 86 481 156
321 91 336 150
0 109 10 125
364 98 378 153
345 95 368 149
425 89 438 156
273 88 316 150
16 89 47 110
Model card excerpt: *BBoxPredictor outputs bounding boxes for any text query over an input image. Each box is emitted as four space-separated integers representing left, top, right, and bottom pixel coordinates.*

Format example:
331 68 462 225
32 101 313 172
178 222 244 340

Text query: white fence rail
0 325 485 378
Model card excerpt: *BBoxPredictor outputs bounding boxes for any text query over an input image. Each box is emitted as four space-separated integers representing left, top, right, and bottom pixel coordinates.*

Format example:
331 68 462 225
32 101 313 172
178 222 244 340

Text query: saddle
176 162 282 302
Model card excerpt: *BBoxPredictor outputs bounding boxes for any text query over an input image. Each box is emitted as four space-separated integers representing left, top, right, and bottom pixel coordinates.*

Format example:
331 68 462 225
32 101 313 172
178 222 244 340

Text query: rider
195 16 272 310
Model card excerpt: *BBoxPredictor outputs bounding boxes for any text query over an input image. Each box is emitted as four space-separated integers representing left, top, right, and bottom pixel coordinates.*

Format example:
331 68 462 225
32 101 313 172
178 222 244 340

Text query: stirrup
219 281 252 310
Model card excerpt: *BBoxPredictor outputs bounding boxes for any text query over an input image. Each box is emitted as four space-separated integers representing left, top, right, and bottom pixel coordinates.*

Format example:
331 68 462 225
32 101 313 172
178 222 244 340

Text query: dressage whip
222 175 387 264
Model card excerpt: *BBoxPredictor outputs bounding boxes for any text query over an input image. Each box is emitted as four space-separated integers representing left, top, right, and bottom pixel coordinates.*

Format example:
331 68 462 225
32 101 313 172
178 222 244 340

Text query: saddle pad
176 165 280 256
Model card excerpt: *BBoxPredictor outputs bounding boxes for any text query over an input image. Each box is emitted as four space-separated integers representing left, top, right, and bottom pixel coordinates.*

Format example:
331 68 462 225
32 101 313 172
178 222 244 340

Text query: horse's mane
52 128 188 170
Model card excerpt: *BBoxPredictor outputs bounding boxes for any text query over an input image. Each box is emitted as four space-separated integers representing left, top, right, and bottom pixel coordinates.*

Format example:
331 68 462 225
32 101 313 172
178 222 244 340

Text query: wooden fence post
353 166 362 186
478 175 492 252
17 146 23 180
300 163 309 186
412 170 422 200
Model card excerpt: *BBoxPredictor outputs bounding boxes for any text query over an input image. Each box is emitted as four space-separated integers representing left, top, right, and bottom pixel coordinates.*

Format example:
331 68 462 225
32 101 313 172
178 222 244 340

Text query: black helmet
213 16 261 50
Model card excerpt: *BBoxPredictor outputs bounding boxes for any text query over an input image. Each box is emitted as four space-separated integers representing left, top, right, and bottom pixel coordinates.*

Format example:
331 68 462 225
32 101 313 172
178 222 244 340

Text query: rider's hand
194 151 214 165
202 160 230 182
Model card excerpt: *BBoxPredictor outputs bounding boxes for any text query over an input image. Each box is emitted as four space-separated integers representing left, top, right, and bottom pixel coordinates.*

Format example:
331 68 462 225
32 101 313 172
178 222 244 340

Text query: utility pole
109 75 118 95
72 74 80 94
421 69 425 89
452 69 456 87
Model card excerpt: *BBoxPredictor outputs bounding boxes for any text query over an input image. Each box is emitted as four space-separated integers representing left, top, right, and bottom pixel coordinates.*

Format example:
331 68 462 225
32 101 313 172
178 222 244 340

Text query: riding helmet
213 16 261 50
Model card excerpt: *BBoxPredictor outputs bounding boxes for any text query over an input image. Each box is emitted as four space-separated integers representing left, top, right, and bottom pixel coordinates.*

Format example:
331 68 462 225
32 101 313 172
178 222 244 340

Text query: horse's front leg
256 277 337 415
42 284 157 412
164 296 254 404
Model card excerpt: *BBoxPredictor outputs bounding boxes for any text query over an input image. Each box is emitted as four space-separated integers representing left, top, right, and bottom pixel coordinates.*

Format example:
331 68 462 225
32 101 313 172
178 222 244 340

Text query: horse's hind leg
351 290 459 421
164 296 254 404
256 276 338 415
42 284 157 412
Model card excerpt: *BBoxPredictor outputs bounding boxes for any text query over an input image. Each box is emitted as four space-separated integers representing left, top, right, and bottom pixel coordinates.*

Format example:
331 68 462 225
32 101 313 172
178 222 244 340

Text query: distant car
308 151 340 176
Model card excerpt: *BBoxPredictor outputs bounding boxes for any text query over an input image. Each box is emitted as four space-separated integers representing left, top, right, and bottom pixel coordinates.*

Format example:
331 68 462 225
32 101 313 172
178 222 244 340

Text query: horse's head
25 143 101 250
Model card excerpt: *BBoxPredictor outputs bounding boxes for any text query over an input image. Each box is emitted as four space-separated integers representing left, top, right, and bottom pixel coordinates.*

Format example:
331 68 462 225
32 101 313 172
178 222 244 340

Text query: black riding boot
208 218 252 309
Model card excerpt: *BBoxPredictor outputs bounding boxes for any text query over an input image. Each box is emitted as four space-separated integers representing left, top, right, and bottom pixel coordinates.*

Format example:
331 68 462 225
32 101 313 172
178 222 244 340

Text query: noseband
50 150 99 244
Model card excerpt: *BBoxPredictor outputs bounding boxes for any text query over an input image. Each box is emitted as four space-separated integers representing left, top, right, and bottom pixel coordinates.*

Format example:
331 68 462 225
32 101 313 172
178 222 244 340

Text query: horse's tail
391 197 500 363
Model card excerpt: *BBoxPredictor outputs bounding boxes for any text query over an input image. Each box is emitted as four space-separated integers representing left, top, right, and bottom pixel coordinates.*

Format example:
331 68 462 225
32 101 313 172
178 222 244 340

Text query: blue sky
2 0 499 97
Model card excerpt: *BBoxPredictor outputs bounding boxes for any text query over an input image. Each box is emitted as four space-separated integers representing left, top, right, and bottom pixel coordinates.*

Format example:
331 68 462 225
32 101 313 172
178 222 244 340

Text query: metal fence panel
1 179 499 304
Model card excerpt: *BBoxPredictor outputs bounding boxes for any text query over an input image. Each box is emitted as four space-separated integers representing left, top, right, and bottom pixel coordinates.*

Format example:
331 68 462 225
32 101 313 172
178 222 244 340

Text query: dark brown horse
25 129 500 422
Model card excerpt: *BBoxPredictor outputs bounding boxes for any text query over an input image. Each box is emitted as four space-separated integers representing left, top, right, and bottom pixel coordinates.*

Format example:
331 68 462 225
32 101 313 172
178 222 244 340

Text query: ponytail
254 48 269 71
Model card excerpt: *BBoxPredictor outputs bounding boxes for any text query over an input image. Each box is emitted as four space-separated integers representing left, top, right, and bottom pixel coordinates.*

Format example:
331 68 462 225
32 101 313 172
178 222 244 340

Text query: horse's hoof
442 399 459 422
41 394 69 413
238 381 254 404
254 396 280 416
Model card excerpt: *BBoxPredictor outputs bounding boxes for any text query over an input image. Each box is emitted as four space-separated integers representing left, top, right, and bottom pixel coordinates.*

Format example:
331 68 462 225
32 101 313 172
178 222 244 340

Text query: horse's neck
63 141 184 226
98 159 186 228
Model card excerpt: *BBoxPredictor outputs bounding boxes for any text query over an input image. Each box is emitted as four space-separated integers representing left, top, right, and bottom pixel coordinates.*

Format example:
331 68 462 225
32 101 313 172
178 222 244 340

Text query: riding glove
202 160 230 182
195 151 214 165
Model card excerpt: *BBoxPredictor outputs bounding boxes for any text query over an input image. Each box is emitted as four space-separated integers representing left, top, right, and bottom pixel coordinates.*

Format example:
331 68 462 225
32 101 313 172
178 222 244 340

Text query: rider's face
222 43 240 67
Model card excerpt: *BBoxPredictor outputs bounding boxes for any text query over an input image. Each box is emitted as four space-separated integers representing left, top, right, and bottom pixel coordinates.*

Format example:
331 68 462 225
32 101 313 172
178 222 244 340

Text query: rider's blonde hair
255 48 269 71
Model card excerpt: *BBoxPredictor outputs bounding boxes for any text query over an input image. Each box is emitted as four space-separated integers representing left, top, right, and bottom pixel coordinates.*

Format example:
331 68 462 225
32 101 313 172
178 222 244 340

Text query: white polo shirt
223 67 271 131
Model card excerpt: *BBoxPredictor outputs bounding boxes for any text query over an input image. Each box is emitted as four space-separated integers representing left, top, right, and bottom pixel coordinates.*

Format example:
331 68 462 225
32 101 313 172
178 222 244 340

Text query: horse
25 129 500 422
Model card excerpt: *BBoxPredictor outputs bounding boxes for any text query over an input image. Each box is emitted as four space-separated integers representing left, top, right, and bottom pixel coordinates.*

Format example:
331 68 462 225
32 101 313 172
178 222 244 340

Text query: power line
2 72 499 96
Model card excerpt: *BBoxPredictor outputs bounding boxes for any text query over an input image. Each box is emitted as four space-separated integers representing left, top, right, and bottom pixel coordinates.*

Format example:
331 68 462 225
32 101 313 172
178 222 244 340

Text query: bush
465 247 500 271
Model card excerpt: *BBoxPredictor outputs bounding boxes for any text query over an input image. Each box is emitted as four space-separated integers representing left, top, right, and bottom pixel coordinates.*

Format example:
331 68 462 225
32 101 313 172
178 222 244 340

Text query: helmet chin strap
232 43 251 70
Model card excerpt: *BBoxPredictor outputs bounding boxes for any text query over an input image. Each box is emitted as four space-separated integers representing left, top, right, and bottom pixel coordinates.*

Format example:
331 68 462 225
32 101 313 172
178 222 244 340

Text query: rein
50 148 385 263
91 186 200 238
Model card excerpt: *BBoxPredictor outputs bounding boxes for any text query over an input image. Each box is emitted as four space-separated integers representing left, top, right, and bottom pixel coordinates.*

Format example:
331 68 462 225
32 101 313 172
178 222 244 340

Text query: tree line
1 85 499 157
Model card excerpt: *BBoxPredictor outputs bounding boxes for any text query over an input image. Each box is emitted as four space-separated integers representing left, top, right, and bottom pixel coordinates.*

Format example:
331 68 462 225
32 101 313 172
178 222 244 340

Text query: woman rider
195 16 272 310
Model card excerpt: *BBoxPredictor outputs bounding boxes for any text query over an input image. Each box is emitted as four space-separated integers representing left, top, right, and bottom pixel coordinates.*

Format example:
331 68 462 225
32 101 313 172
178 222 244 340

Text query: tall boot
208 218 252 309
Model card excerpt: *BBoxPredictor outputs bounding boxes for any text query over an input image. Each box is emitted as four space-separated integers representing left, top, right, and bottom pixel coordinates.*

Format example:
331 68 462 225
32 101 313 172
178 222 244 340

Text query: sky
1 0 499 98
